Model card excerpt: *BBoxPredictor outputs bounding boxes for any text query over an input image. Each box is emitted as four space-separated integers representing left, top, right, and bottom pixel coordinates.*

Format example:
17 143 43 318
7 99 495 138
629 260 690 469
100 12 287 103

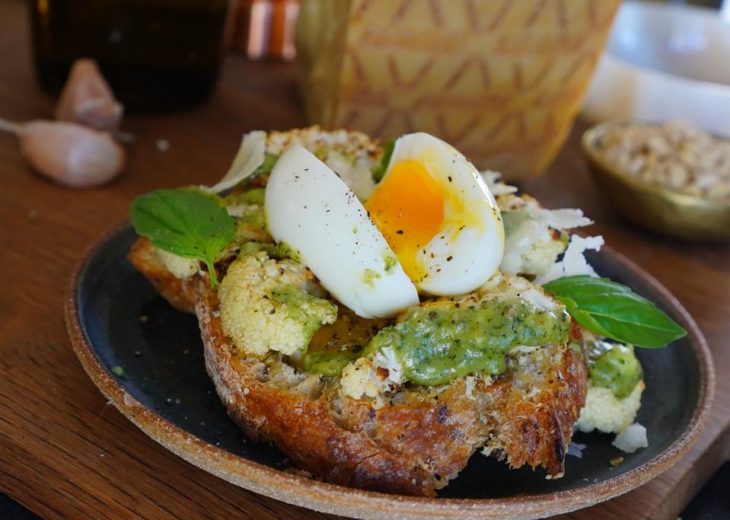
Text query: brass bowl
581 122 730 241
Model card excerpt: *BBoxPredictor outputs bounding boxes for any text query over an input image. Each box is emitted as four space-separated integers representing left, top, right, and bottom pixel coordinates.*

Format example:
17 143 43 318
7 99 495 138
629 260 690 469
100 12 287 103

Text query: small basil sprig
543 275 687 348
372 140 394 182
130 188 235 288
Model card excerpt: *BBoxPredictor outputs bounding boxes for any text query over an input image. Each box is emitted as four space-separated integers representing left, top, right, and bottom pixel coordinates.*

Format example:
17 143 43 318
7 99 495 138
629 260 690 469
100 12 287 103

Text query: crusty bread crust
128 237 197 314
478 347 587 476
198 280 451 496
128 237 587 495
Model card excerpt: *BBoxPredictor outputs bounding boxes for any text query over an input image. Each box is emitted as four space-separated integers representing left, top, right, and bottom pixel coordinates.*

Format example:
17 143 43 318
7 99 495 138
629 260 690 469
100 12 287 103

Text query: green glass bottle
30 0 229 112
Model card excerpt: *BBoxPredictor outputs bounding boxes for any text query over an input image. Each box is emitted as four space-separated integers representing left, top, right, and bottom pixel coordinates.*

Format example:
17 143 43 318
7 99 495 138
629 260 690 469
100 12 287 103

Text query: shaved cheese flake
208 130 266 193
536 235 604 284
537 208 593 230
481 170 518 195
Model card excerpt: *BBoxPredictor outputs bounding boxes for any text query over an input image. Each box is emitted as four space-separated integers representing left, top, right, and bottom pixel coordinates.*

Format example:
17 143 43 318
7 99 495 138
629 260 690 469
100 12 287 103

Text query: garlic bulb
0 118 125 187
55 59 124 131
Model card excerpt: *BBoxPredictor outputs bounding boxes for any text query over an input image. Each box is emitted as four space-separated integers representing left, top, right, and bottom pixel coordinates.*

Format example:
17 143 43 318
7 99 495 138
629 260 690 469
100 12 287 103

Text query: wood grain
0 0 727 519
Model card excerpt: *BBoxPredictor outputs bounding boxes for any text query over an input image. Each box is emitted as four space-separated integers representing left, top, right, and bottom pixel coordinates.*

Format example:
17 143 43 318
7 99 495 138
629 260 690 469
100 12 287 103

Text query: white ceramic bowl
582 2 730 138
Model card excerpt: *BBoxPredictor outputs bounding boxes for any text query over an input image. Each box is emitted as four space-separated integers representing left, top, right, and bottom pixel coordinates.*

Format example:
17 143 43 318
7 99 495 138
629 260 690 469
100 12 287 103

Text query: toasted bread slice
128 237 197 314
128 238 587 495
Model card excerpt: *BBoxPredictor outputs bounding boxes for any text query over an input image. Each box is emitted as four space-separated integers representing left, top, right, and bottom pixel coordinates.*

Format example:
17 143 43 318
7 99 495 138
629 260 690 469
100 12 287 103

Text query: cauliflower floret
265 126 380 200
219 251 337 356
497 193 595 279
500 213 567 277
575 380 645 434
340 347 403 405
340 358 381 401
155 248 199 279
221 189 272 244
265 126 380 162
476 271 560 311
612 423 649 453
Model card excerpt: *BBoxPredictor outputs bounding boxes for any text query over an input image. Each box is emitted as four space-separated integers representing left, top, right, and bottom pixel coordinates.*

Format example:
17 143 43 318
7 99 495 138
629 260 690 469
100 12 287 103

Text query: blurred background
20 0 730 239
26 0 730 160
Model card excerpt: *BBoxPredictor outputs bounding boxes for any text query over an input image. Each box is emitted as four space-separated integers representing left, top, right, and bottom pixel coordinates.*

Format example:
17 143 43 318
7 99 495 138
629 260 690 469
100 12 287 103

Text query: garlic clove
55 59 124 131
19 121 125 188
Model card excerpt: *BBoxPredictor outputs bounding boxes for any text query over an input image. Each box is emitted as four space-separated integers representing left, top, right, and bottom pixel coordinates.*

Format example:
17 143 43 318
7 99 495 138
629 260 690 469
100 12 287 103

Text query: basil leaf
557 295 613 338
372 140 394 182
543 275 687 348
130 188 235 287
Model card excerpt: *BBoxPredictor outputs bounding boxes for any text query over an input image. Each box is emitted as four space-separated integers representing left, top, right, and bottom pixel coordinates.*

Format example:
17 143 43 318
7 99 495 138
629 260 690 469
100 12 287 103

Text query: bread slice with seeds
128 234 587 496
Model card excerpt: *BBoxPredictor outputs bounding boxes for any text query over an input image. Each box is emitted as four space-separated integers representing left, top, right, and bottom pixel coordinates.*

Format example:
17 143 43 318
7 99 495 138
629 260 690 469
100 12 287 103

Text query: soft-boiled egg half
365 133 504 296
265 145 419 318
265 134 504 318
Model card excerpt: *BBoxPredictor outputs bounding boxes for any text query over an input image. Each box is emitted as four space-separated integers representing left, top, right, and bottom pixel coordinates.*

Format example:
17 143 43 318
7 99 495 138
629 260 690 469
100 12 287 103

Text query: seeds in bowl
595 121 730 200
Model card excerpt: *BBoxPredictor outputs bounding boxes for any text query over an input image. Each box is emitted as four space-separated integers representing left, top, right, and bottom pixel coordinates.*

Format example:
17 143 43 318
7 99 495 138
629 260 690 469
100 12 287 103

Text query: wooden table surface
1 1 728 518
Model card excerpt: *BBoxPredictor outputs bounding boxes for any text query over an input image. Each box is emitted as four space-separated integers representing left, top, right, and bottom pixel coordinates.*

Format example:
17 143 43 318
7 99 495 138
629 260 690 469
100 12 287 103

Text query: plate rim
65 223 716 520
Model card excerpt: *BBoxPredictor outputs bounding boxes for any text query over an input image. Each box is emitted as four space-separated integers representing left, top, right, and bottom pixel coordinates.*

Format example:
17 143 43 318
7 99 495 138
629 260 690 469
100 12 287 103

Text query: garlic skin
55 59 123 131
19 121 125 187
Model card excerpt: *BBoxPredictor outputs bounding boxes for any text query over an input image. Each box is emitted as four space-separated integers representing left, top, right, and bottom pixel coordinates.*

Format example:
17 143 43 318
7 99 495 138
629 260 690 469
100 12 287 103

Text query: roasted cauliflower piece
155 248 199 279
575 381 644 434
222 188 272 244
219 251 337 356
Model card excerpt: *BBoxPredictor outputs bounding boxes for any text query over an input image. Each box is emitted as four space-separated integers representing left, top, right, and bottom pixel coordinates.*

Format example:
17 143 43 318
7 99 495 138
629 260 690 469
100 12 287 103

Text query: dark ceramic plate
66 225 714 519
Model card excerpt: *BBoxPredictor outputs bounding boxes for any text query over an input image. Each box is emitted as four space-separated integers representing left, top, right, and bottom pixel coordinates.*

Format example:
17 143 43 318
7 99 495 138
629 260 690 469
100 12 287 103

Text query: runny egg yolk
365 159 445 282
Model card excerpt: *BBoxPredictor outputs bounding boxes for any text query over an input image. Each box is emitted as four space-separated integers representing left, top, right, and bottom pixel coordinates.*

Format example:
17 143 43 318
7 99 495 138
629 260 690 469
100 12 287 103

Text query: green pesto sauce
222 188 267 233
239 241 302 262
247 153 279 183
586 341 643 399
239 207 265 229
302 351 360 376
299 307 388 377
361 268 381 287
223 188 264 206
238 241 301 263
274 241 302 262
383 252 398 273
365 298 571 386
271 285 338 347
260 153 279 173
238 241 273 256
237 188 265 205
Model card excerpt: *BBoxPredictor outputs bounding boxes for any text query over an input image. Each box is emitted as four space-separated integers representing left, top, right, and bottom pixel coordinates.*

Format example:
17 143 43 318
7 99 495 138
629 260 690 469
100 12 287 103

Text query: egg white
265 144 419 319
380 133 505 295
